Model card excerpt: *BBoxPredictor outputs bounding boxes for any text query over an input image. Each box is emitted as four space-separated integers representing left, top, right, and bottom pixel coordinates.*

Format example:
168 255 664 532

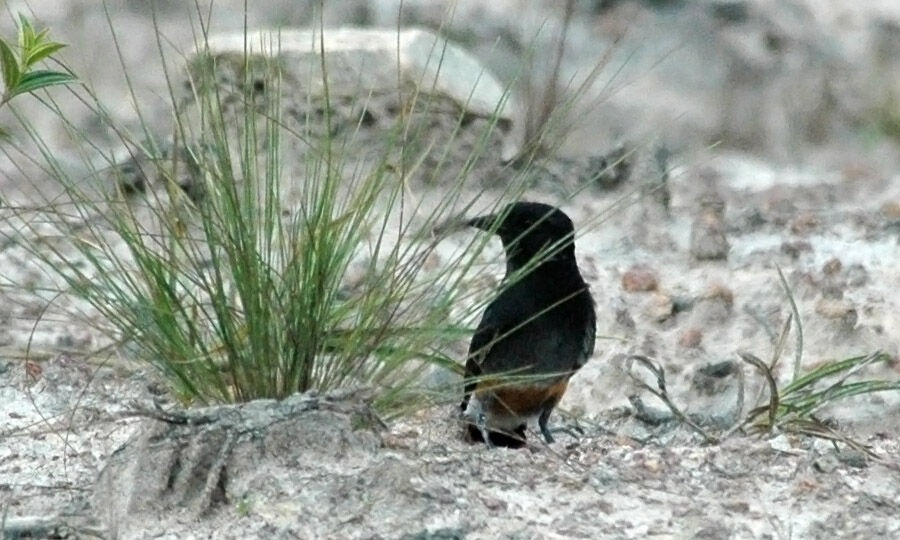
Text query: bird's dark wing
463 282 548 376
461 280 596 409
575 289 597 369
460 300 502 412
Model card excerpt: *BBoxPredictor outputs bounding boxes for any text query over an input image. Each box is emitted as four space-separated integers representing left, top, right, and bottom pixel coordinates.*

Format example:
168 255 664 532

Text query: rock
678 328 703 348
622 265 659 292
615 306 637 332
648 293 675 322
707 284 734 305
815 298 854 318
617 141 674 249
542 140 671 204
819 257 869 290
731 206 767 233
780 239 812 259
766 197 798 228
114 27 521 199
55 329 93 350
690 192 730 261
880 200 900 220
822 257 842 276
687 360 743 428
819 258 845 298
92 389 382 536
400 527 467 540
813 453 840 473
789 212 820 235
628 395 674 426
819 282 844 300
768 434 798 454
694 284 734 324
836 449 869 469
845 263 869 287
109 142 206 202
203 27 516 142
672 295 696 314
583 141 634 190
815 298 858 333
197 27 519 152
691 361 735 397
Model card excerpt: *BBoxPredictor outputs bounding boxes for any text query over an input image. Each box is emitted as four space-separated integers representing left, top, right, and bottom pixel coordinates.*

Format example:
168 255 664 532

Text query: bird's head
466 202 577 270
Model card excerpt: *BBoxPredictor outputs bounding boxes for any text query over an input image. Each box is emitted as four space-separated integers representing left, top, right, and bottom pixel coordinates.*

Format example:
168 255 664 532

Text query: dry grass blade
742 305 777 343
775 265 804 379
769 313 792 370
722 360 747 438
738 352 779 431
732 269 898 454
738 348 896 457
780 418 877 458
626 354 717 443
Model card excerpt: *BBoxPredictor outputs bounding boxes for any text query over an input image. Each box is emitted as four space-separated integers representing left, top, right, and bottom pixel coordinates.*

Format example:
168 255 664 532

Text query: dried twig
626 354 717 444
119 401 216 425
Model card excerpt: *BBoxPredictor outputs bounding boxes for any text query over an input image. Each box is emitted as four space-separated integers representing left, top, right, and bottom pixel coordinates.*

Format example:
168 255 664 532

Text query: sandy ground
1 1 900 539
2 148 898 538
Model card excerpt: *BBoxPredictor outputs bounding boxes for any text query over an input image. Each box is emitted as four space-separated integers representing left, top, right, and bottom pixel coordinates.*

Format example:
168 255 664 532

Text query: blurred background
2 0 900 183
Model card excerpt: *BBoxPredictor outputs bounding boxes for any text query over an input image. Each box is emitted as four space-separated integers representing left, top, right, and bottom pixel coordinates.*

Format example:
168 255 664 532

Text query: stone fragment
815 298 858 333
649 293 674 322
690 192 730 261
622 266 659 292
678 328 703 348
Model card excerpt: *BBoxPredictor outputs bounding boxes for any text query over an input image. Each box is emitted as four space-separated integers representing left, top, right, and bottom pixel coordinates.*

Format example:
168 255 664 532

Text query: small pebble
822 257 842 276
703 284 734 308
836 449 869 469
880 201 900 220
815 298 855 319
649 293 674 322
780 240 812 259
615 307 636 331
679 328 703 348
790 212 819 235
815 298 858 333
845 263 869 287
690 193 730 261
694 284 734 323
622 266 658 292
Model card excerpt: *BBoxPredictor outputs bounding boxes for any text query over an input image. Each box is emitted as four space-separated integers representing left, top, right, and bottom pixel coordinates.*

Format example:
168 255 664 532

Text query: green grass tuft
1 4 535 414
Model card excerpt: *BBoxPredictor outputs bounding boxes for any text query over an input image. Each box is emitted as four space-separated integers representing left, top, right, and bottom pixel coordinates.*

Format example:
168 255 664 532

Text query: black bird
458 202 596 447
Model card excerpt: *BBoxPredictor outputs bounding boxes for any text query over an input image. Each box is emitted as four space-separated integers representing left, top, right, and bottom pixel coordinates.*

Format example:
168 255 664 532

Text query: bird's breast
468 377 570 428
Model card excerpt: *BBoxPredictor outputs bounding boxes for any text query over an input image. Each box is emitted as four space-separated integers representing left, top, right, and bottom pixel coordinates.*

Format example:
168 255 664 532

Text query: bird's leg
462 393 495 448
476 412 494 448
538 407 555 444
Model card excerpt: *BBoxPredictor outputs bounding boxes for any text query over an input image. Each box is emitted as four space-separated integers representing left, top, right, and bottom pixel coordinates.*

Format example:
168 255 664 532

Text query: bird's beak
432 211 498 237
432 214 476 237
465 213 499 232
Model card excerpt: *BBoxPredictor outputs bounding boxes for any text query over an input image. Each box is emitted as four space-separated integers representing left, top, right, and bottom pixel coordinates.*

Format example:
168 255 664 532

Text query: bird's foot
547 424 585 442
476 412 494 448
